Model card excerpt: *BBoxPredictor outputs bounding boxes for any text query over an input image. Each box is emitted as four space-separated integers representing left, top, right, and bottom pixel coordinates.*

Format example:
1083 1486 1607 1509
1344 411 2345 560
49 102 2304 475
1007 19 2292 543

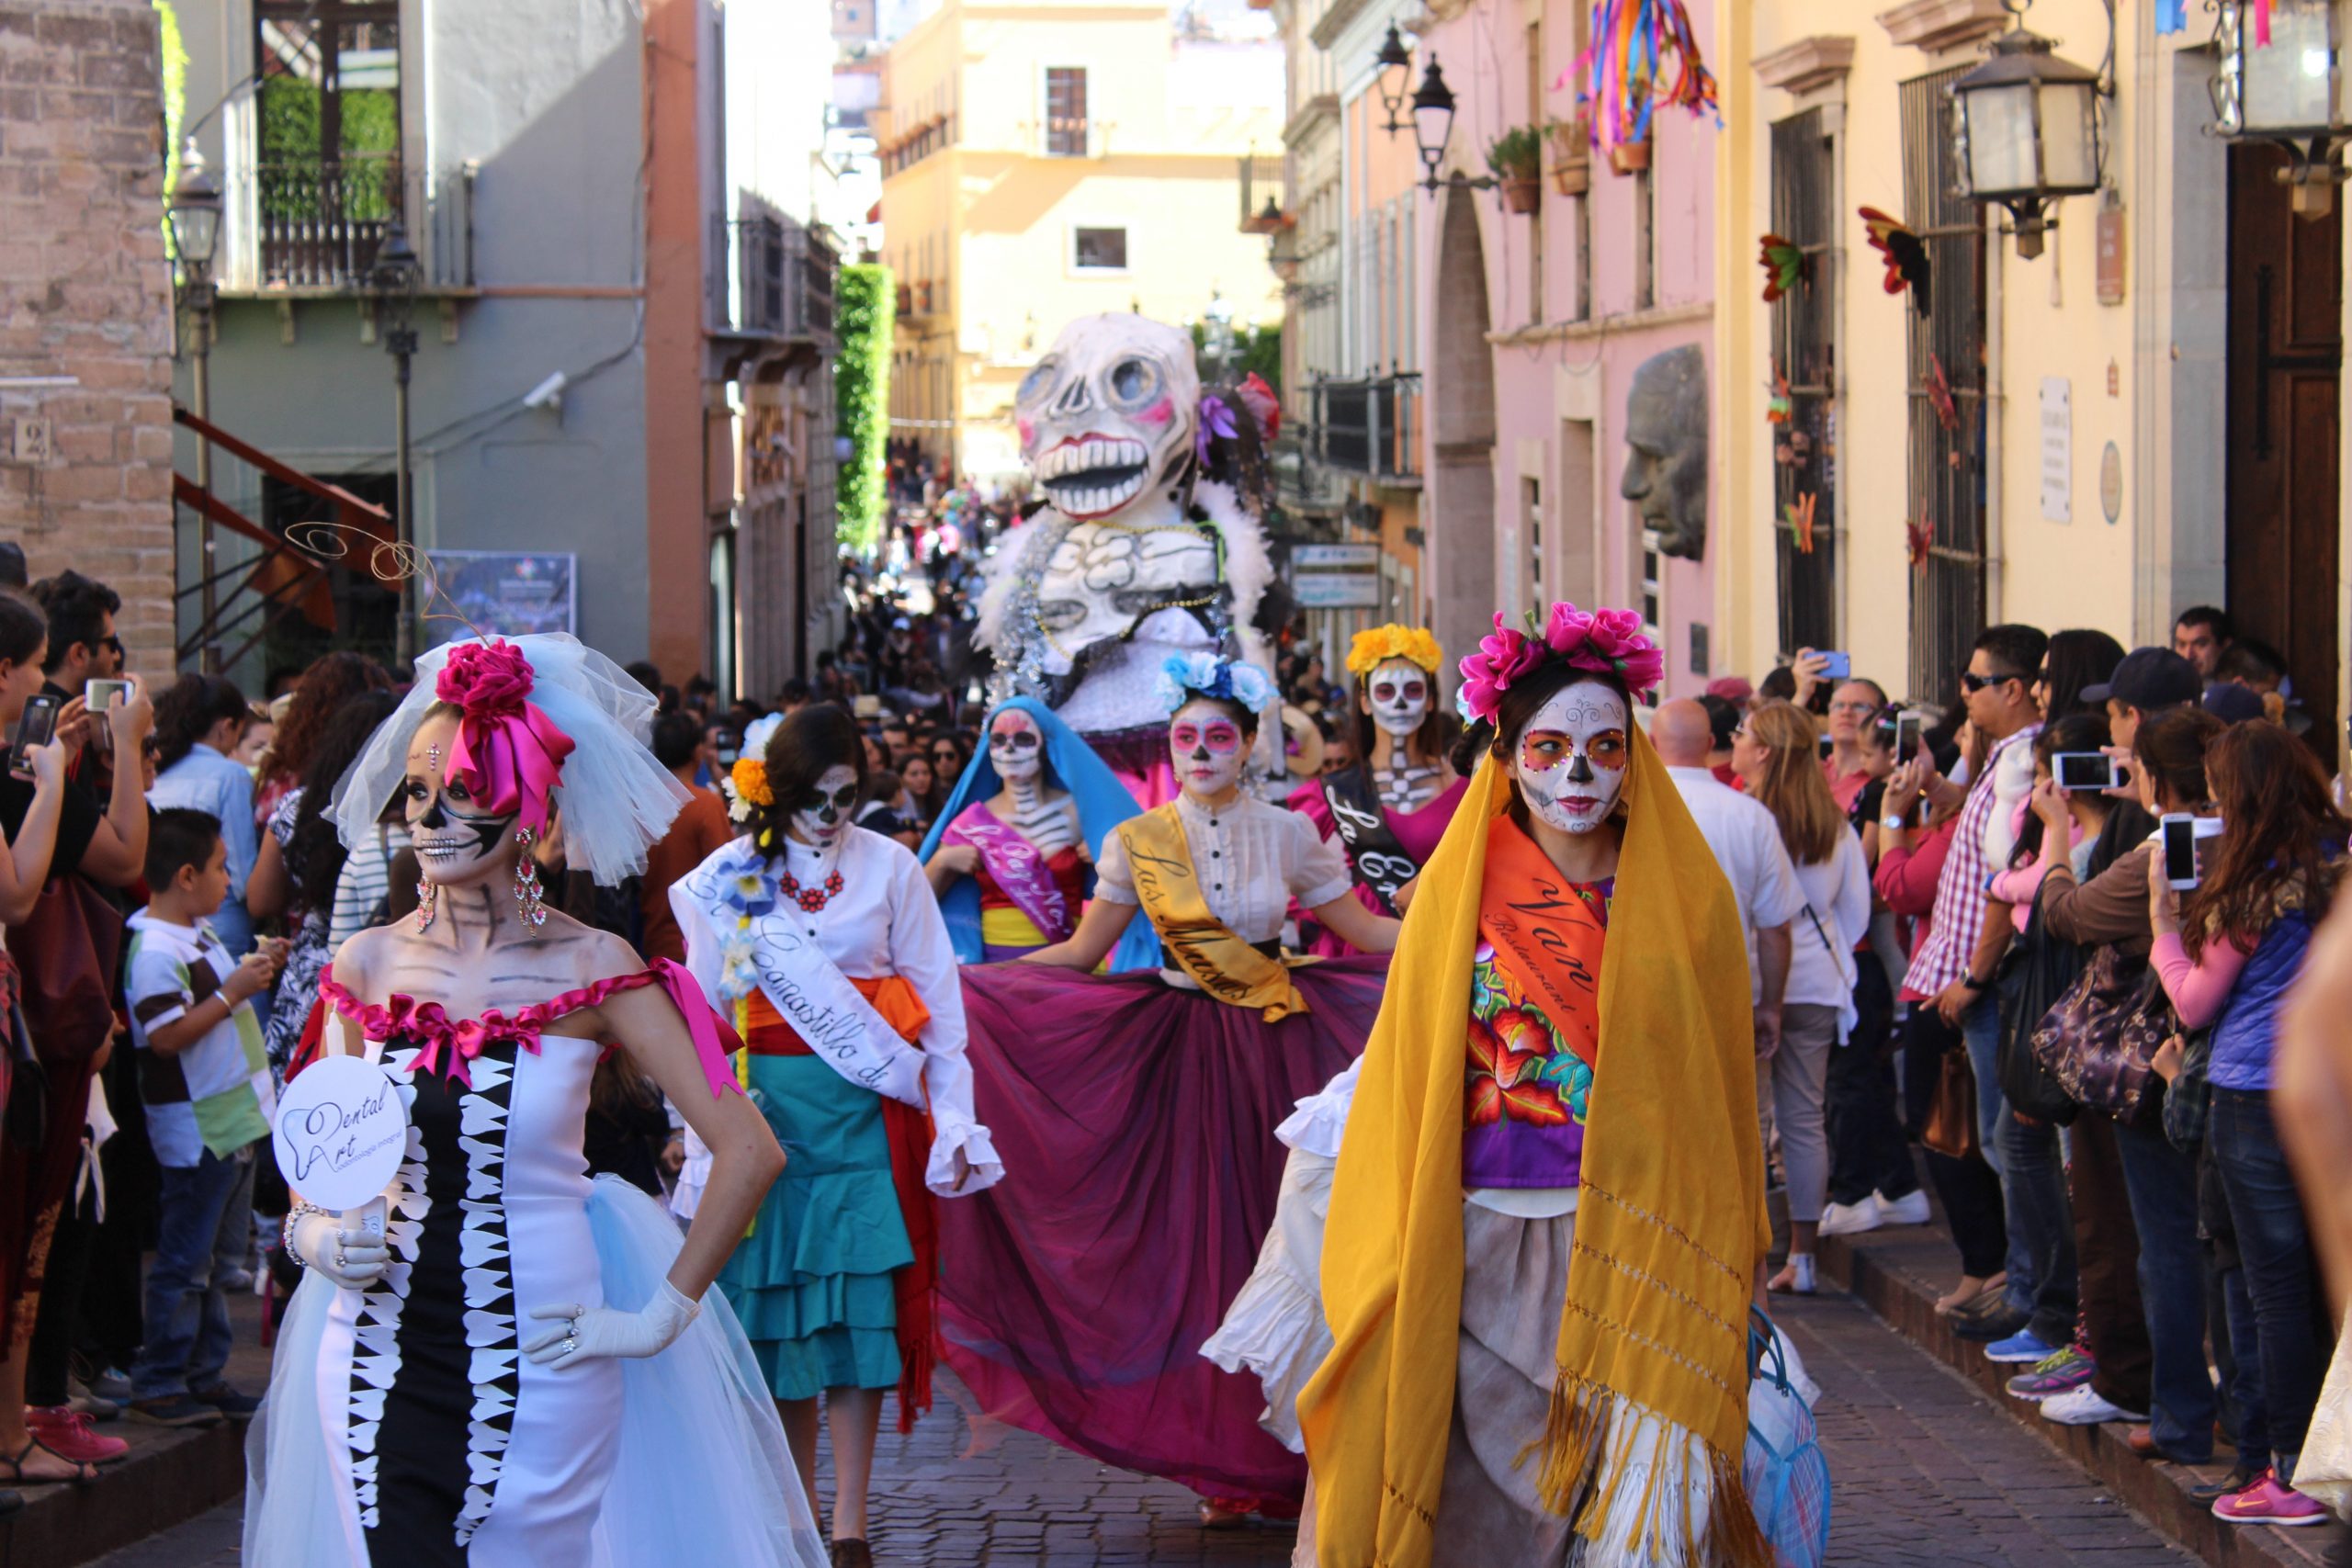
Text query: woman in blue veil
919 696 1158 973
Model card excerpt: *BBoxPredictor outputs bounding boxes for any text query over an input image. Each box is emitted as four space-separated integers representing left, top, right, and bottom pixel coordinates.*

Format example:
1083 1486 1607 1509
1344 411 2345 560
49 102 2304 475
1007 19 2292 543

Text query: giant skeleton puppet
977 315 1283 803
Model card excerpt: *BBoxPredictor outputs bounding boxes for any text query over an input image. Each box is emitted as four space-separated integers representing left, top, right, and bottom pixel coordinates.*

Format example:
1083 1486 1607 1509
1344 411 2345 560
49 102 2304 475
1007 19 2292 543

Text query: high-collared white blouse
1092 791 1354 947
672 826 995 1195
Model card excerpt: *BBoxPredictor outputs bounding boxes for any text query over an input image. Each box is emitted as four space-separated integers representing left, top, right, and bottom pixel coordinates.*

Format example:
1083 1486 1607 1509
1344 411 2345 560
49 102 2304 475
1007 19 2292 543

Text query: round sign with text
272 1055 410 1212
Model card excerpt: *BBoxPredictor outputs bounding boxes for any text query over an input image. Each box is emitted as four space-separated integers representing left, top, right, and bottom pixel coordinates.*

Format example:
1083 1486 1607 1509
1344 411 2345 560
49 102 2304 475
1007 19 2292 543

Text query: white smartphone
2161 813 2200 891
2054 751 2120 793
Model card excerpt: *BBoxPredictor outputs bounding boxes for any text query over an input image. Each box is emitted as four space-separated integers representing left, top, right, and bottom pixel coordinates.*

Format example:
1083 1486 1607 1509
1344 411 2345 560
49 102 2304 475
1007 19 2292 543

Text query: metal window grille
1901 69 1987 706
1046 68 1089 157
1770 109 1838 657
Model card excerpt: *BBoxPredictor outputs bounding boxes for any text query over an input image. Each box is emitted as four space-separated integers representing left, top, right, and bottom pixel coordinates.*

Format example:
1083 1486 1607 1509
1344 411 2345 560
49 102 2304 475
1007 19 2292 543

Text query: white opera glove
521 1280 701 1371
287 1196 390 1291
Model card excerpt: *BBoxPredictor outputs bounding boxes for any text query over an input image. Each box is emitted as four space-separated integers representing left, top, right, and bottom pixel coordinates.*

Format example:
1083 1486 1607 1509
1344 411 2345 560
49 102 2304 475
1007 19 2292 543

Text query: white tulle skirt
243 1175 829 1567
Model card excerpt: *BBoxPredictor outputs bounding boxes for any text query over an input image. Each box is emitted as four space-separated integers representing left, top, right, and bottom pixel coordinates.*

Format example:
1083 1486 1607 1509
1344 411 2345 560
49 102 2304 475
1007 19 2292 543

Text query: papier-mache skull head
1014 314 1200 521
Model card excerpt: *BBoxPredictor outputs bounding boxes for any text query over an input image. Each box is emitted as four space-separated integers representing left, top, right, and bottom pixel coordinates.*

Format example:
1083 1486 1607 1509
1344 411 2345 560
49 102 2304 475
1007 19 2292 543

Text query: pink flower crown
1455 603 1666 725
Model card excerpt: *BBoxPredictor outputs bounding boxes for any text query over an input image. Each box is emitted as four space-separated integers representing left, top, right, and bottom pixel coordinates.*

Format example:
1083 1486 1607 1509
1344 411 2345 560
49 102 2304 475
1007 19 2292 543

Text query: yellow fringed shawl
1299 734 1774 1568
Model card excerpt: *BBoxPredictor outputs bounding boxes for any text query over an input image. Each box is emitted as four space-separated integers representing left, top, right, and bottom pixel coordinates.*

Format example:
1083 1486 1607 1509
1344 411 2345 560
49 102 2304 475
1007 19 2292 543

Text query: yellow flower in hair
724 756 774 824
1345 624 1443 677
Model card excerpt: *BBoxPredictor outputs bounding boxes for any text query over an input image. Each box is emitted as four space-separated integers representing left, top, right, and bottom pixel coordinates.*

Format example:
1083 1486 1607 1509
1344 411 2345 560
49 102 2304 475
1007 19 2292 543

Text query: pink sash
941 802 1073 942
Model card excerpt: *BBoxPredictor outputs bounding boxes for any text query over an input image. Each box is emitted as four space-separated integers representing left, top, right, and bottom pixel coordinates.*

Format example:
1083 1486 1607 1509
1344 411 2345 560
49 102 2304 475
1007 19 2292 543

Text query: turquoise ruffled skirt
718 1055 910 1400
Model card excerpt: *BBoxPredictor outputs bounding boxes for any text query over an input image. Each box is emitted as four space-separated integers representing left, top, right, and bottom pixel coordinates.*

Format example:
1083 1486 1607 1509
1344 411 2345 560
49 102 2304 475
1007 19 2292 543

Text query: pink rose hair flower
1455 615 1545 723
432 638 576 840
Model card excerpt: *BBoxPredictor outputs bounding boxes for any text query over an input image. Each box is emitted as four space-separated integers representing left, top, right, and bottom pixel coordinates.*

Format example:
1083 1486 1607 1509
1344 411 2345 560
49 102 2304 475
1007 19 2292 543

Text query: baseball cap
2200 682 2267 726
2080 647 2200 712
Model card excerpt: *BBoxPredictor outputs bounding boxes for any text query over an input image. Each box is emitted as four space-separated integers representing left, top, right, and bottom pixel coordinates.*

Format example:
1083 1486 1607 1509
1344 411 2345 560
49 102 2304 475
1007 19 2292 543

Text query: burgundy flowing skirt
938 956 1389 1514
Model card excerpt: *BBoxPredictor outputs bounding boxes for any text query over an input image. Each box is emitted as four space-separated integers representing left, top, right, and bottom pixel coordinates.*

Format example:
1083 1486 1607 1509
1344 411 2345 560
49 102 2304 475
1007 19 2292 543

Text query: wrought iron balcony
222 160 475 293
710 213 838 344
1310 372 1423 482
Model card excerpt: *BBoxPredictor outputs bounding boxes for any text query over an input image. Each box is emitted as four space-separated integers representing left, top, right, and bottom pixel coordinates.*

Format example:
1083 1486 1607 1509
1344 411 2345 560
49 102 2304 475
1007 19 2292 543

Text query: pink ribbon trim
317 964 745 1099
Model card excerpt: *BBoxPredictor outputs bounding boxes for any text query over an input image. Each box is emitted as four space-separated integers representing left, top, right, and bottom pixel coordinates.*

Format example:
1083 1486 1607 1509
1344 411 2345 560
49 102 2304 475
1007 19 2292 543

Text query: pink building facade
1411 0 1720 698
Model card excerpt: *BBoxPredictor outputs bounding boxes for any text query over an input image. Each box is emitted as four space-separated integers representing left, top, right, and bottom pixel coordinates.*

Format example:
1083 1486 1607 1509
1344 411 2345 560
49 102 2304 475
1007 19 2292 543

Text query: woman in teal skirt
674 706 1002 1568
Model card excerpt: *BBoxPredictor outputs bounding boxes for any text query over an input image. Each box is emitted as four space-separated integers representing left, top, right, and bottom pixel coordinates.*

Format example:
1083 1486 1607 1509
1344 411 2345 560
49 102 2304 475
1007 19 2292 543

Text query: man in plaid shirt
1908 626 2055 1348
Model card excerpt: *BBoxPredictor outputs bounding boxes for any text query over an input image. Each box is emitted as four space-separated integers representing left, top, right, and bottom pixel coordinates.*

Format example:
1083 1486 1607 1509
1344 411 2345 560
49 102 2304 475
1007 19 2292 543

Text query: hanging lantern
2214 0 2352 215
1950 26 2106 258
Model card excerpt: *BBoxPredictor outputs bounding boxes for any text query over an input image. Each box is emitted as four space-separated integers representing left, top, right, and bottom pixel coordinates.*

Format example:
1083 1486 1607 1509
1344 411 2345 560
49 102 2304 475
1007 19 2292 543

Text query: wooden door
2226 143 2341 750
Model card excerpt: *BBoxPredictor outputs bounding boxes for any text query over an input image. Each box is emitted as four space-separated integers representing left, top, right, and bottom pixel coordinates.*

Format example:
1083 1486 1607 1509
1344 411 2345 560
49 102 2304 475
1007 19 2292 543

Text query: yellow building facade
876 0 1285 486
1718 0 2351 755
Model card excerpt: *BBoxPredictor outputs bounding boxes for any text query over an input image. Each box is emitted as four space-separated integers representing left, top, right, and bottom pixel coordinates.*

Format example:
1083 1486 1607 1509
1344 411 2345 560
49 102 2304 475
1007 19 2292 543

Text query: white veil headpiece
331 634 691 886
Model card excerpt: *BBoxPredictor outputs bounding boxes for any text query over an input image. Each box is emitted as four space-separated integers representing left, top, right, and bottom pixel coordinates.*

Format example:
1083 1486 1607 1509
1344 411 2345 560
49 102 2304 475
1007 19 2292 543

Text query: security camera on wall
522 371 567 419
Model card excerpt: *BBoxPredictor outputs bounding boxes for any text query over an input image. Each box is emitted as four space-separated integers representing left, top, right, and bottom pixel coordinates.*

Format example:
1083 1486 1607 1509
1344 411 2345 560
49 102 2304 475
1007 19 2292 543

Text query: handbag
1745 1307 1832 1568
4 998 43 1150
5 872 124 1069
2030 943 2167 1120
1996 880 2083 1126
1921 1042 1979 1160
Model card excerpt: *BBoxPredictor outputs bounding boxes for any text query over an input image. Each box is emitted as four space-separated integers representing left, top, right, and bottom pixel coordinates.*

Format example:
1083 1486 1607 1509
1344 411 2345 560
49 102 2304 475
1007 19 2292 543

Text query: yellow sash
1119 804 1308 1021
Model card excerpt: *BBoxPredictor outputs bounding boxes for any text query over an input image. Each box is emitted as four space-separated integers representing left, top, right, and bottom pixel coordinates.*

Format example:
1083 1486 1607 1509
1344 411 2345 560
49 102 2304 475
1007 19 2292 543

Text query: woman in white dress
243 635 826 1568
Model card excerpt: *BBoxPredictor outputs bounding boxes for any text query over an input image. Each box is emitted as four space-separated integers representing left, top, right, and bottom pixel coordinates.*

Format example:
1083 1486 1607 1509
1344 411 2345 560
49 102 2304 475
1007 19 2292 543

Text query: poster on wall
424 551 578 645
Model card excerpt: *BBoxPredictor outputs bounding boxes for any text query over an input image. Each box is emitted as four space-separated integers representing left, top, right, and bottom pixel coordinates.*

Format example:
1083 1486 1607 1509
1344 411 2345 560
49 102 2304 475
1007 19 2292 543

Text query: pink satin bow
435 640 577 840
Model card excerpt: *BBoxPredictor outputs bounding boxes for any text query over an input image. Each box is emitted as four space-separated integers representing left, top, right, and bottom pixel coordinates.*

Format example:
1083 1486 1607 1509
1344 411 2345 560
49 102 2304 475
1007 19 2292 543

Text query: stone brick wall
0 1 175 677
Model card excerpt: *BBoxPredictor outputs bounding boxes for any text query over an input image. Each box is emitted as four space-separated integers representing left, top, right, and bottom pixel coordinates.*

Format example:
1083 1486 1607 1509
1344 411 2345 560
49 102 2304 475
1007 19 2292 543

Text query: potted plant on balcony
1546 113 1591 197
1486 126 1544 215
1610 134 1651 175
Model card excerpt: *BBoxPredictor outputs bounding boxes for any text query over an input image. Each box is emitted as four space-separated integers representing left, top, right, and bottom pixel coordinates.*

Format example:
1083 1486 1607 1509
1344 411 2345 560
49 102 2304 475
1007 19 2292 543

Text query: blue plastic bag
1744 1308 1832 1568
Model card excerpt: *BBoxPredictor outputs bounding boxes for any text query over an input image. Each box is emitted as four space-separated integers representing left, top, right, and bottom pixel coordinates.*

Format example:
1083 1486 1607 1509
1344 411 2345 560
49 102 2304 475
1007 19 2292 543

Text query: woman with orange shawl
1300 603 1776 1568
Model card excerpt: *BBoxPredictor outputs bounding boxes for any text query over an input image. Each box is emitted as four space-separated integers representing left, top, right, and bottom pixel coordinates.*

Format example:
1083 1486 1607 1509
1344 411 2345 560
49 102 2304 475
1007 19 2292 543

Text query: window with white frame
1071 226 1127 273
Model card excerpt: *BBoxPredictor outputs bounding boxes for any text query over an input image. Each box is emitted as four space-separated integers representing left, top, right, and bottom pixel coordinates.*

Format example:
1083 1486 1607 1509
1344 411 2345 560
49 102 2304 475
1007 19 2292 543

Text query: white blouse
1093 792 1353 946
671 827 995 1197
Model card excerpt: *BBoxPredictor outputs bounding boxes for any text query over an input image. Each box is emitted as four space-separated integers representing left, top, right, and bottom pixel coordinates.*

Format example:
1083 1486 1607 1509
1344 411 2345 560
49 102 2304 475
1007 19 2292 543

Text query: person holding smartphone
2146 721 2346 1527
0 593 153 1485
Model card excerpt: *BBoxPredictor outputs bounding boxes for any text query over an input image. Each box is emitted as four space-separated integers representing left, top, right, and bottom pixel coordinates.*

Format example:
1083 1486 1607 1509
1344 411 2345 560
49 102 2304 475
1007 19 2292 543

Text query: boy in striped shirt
123 808 282 1427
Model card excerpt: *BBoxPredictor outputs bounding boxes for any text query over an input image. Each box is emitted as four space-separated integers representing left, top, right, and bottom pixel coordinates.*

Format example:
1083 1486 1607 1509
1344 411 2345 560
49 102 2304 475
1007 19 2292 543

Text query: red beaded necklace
779 865 846 913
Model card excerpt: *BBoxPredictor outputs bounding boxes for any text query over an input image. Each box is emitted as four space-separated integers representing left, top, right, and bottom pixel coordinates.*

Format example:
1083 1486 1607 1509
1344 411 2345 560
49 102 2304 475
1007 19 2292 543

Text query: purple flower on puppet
1195 395 1239 464
1455 601 1665 724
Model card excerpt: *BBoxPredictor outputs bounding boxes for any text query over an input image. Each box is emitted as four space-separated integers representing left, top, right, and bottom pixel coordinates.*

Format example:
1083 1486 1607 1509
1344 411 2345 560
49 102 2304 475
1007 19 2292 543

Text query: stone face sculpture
1619 343 1709 561
976 314 1276 786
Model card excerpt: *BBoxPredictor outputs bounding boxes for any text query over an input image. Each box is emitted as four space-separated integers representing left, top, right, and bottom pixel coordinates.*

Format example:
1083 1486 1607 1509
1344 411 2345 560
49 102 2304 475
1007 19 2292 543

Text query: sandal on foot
0 1435 99 1485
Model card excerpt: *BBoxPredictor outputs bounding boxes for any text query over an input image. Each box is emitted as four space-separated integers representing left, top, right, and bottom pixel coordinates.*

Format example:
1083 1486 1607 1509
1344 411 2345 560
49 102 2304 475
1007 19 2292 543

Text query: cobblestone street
92 1289 2196 1567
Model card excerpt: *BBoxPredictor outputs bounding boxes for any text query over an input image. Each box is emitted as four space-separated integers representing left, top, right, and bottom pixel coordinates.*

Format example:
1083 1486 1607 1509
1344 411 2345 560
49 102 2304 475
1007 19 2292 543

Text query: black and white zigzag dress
243 976 828 1568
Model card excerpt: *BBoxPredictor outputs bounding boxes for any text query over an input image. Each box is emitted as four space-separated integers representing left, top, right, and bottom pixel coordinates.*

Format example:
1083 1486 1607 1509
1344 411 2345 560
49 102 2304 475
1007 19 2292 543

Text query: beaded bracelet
281 1200 331 1269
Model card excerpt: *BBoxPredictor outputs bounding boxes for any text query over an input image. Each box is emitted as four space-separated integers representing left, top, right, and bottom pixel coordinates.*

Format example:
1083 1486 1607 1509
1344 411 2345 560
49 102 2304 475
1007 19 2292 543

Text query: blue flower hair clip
1154 652 1276 716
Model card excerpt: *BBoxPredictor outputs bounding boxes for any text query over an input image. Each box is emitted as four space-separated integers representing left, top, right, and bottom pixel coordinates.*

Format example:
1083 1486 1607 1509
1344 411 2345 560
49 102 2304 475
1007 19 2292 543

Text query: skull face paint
405 716 521 885
792 764 861 848
1513 682 1631 835
1363 657 1432 739
988 708 1045 786
1015 315 1200 522
1170 699 1250 798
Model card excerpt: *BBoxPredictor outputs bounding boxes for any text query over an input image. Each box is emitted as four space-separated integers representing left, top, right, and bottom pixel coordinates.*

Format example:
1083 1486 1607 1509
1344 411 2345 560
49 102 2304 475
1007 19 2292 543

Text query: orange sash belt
742 976 942 1435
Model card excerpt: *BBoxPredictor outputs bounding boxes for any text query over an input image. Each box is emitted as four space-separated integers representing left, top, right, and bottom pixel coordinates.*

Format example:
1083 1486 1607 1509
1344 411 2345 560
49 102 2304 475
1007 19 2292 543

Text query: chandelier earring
513 826 548 929
414 878 439 934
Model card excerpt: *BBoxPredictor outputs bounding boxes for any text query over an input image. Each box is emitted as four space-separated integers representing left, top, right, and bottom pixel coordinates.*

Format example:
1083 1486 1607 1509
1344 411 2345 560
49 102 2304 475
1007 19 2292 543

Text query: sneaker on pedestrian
189 1382 262 1420
2211 1469 2328 1526
1984 1328 2065 1364
81 1364 131 1402
1874 1188 1932 1226
1817 1197 1882 1237
2041 1385 2148 1426
218 1267 254 1293
2006 1347 2095 1401
66 1387 119 1422
127 1394 223 1428
2192 1465 2265 1501
24 1405 128 1465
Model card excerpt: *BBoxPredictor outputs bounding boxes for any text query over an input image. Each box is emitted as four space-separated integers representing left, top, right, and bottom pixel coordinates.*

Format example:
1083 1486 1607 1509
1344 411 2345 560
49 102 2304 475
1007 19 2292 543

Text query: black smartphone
2161 814 2200 890
2054 751 2119 792
8 693 60 781
1818 731 1835 760
715 729 741 769
1894 711 1923 763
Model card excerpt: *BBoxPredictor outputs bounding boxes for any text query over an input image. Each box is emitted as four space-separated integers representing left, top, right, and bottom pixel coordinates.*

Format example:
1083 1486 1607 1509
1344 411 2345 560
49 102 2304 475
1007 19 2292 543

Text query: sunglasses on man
1959 669 2025 694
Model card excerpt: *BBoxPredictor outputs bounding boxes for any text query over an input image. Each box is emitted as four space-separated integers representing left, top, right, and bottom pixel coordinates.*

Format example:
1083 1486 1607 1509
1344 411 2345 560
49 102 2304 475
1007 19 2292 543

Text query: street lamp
370 218 421 666
1950 22 2108 259
2213 0 2352 216
1411 56 1458 190
1374 22 1414 136
167 141 223 672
